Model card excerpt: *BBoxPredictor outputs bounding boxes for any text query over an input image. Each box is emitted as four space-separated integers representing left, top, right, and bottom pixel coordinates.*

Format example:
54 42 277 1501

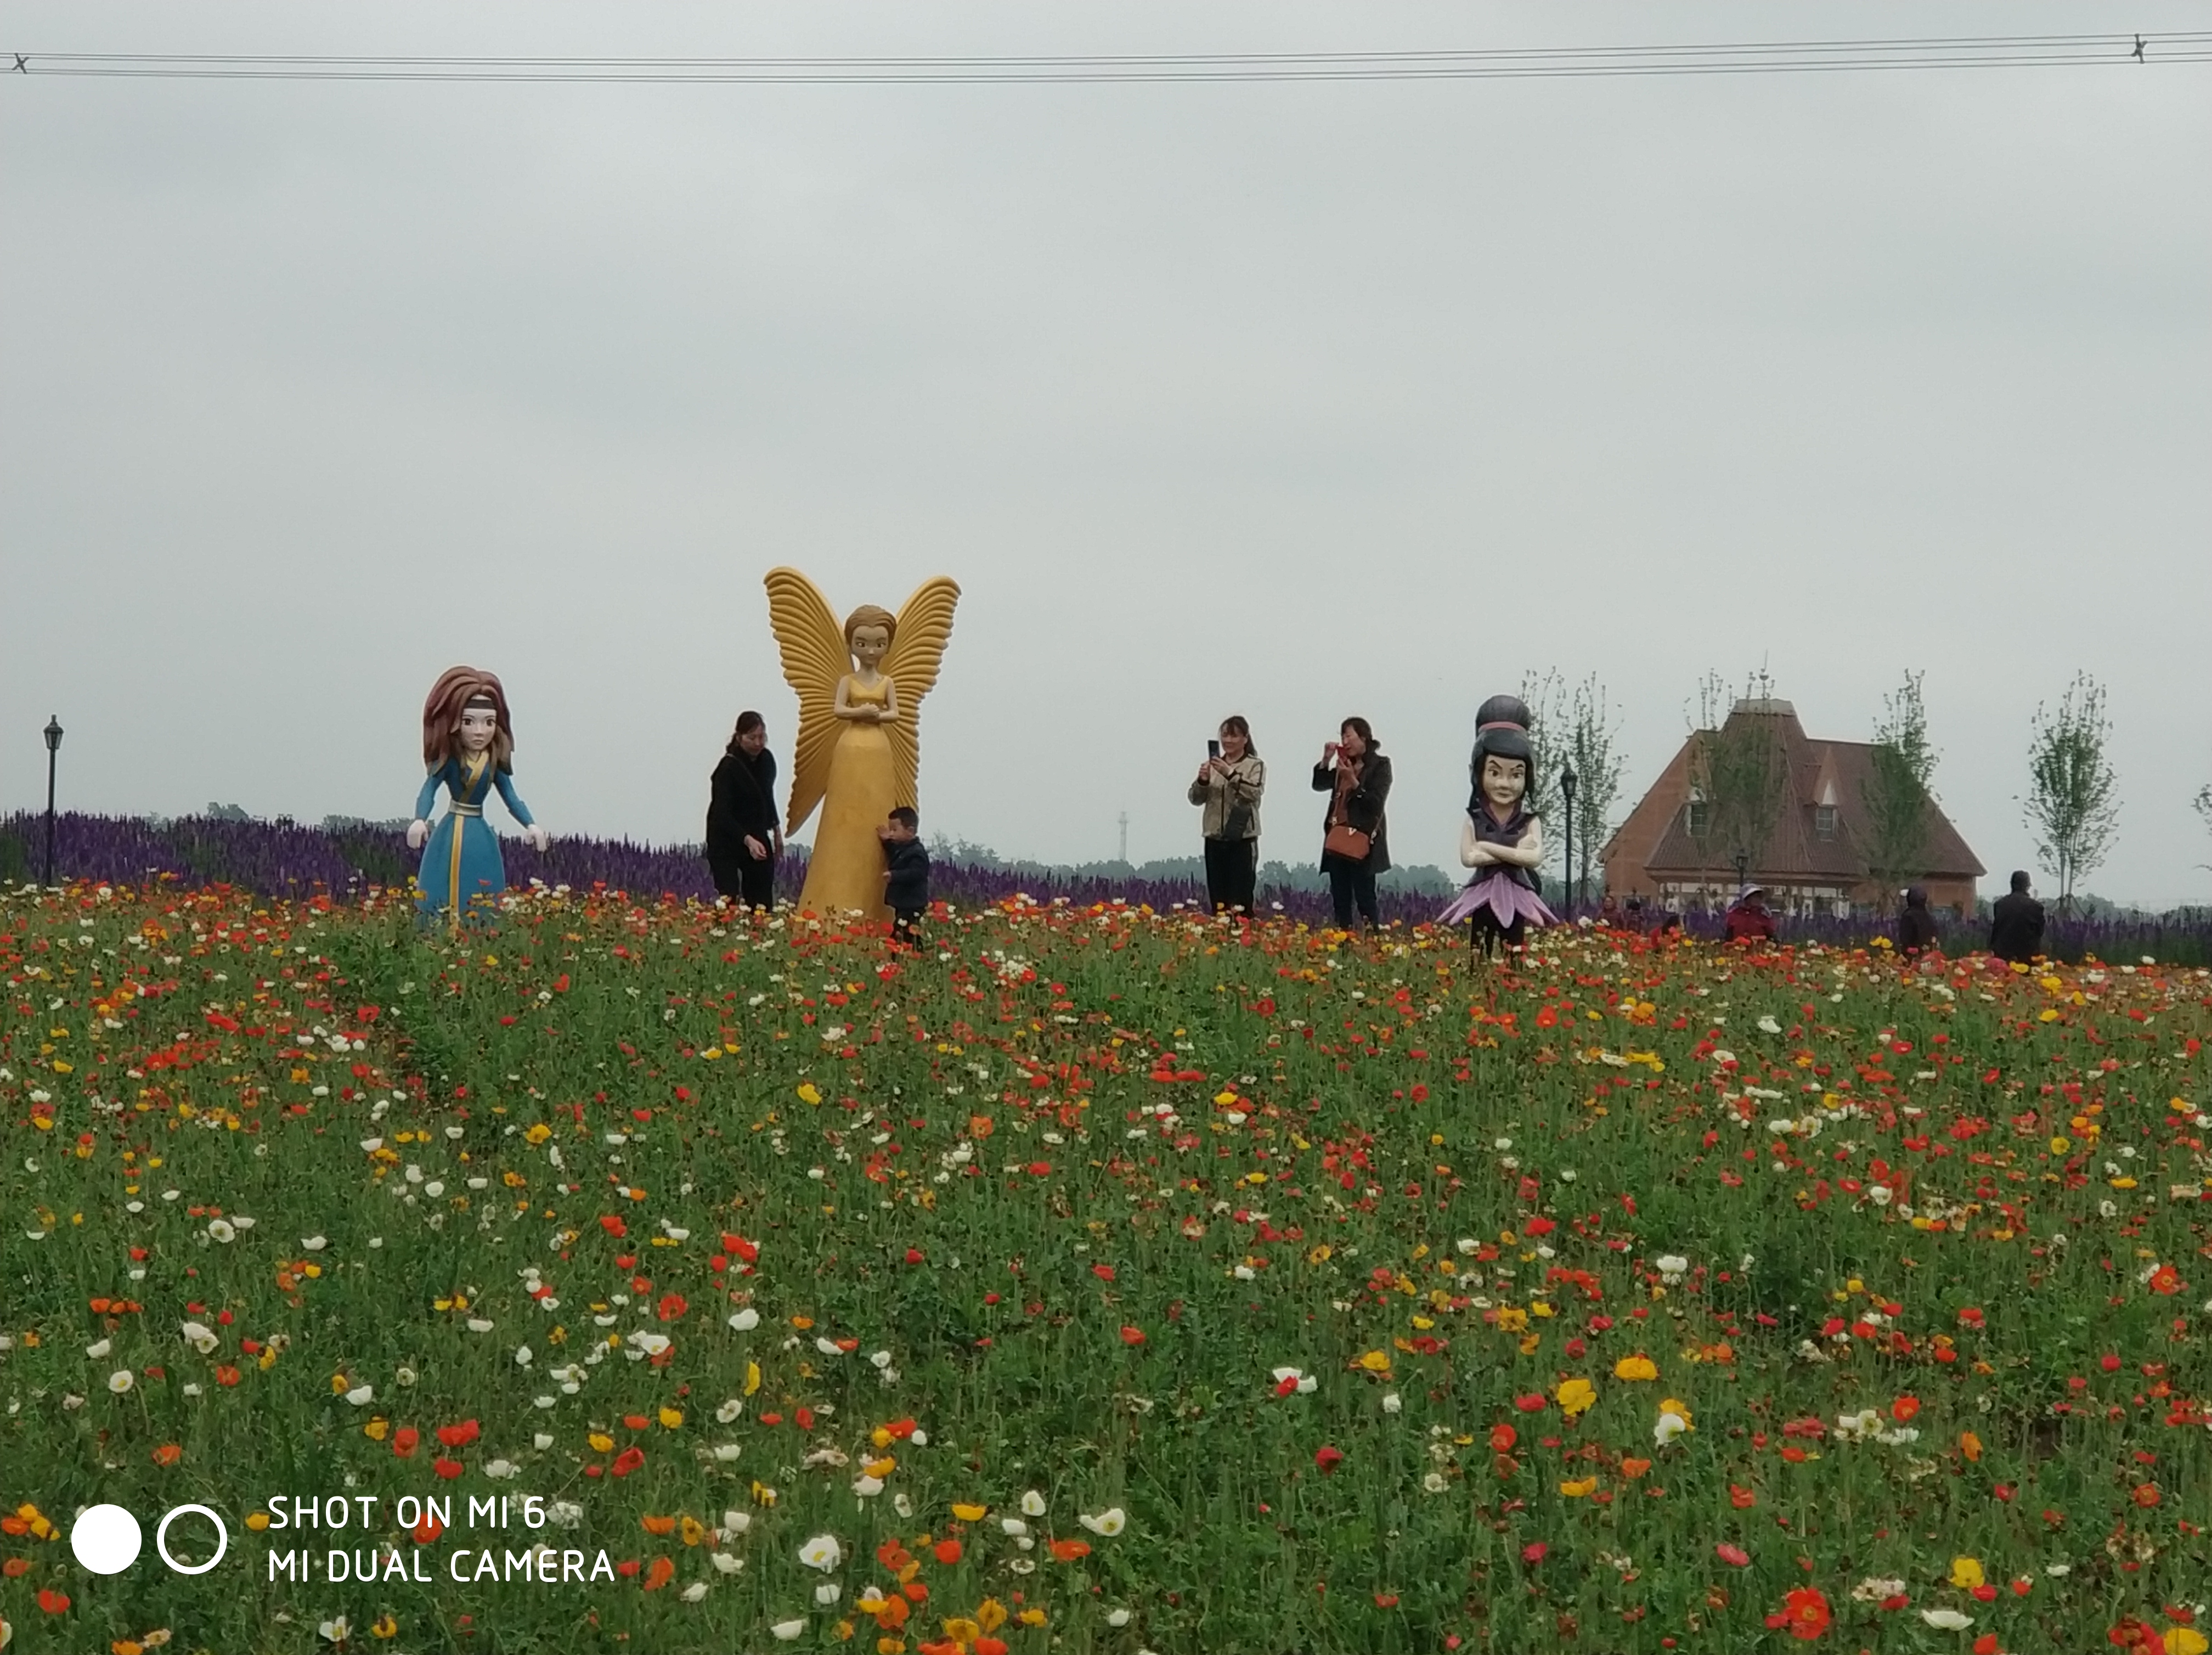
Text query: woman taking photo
1188 714 1265 915
1311 716 1391 929
706 711 780 909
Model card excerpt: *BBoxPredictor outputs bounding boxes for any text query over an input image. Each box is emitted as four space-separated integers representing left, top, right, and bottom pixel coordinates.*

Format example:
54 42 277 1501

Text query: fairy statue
407 666 550 927
1436 693 1558 955
764 568 961 920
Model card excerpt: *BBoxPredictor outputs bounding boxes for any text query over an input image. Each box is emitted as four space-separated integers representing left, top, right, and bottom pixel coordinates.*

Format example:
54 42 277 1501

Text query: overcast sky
4 3 2207 904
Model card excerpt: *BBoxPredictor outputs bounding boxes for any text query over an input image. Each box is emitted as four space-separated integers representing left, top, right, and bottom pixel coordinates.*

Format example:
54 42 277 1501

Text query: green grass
2 884 2209 1654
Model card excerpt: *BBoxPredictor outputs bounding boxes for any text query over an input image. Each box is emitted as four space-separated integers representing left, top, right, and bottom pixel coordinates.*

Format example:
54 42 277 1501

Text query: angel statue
765 568 961 921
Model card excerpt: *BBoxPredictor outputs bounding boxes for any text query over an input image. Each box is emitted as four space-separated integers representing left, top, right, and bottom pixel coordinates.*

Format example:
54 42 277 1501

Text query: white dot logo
69 1504 143 1574
155 1505 229 1575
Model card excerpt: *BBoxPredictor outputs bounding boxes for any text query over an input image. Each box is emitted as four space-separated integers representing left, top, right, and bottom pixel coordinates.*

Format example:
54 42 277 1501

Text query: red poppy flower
1780 1587 1832 1641
436 1418 481 1449
38 1588 71 1614
1716 1543 1750 1566
393 1426 420 1457
611 1445 646 1477
1314 1445 1345 1475
1120 1325 1147 1346
433 1457 464 1480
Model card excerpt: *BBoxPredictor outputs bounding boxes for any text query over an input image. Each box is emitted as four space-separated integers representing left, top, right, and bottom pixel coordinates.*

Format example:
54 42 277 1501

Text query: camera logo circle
69 1504 143 1575
155 1504 228 1575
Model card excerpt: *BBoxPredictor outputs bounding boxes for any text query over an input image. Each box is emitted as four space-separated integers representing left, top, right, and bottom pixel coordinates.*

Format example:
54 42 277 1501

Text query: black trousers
892 908 923 947
1325 855 1379 927
709 852 775 910
1470 911 1526 958
1203 836 1258 915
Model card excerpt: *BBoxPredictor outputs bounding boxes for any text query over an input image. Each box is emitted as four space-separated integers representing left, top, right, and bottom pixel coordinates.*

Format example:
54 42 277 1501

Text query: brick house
1600 698 1983 918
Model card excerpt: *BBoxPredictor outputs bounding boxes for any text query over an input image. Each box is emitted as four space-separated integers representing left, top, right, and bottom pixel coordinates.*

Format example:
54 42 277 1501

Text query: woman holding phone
1188 714 1265 915
1312 716 1391 929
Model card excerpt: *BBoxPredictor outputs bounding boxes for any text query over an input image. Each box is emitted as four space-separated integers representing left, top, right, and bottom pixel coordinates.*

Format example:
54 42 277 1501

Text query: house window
1685 800 1709 837
1815 804 1838 840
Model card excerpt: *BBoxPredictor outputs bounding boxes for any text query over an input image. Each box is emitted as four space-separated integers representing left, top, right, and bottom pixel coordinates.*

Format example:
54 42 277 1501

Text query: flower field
3 885 2210 1654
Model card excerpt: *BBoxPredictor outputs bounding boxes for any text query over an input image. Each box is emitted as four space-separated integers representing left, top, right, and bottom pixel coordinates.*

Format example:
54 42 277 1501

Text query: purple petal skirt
1437 870 1559 930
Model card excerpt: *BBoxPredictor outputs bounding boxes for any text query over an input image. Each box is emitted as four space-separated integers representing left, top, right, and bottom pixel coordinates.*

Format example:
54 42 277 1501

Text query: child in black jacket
878 806 930 946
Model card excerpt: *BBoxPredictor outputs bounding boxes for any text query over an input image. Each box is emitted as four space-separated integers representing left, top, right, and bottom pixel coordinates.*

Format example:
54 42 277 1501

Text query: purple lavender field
4 810 2207 962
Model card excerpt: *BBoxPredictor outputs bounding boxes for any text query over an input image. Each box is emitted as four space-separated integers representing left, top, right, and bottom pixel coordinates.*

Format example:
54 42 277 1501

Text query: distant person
878 805 929 945
706 711 780 909
1723 885 1777 944
1895 885 1940 955
1312 717 1392 929
1651 906 1684 940
1599 893 1625 930
1189 715 1266 916
1988 870 2046 964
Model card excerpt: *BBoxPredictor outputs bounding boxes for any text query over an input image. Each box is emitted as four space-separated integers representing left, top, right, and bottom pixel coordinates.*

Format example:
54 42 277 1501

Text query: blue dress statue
409 666 549 927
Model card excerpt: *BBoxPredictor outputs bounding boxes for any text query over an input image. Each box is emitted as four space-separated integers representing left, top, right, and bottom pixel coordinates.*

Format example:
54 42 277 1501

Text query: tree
1860 670 1939 892
2023 672 2120 919
1685 668 1791 895
1517 669 1569 883
2192 780 2211 871
1562 674 1627 906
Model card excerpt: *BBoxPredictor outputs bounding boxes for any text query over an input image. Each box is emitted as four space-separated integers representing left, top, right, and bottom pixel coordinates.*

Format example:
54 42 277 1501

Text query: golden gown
798 676 897 920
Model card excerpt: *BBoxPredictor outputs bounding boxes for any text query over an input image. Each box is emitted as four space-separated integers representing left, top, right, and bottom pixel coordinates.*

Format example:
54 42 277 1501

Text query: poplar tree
2023 672 2120 918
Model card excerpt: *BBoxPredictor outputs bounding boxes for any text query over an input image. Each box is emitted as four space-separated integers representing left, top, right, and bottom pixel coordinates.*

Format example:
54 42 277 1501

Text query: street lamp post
1560 764 1578 917
1732 848 1749 905
42 716 64 888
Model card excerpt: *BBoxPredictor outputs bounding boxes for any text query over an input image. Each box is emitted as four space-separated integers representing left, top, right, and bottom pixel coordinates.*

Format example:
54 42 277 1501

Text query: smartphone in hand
1207 739 1222 761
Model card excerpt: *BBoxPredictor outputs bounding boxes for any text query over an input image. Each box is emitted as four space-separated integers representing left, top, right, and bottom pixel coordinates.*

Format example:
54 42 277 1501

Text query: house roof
1618 705 1984 883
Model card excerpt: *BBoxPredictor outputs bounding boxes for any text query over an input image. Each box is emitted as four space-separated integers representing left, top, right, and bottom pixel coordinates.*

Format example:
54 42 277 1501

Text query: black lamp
1560 763 1578 915
42 715 64 888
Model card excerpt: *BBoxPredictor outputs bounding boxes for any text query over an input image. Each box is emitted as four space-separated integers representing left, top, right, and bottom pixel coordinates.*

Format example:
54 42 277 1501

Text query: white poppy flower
86 1338 113 1360
207 1219 236 1243
108 1370 134 1394
1019 1489 1047 1516
345 1385 375 1406
680 1581 709 1602
1920 1608 1974 1629
798 1534 842 1572
1381 1392 1402 1414
533 1433 555 1450
484 1459 518 1479
709 1551 744 1574
814 1337 844 1357
466 1318 495 1334
814 1583 842 1606
720 1510 751 1535
769 1619 806 1641
852 1475 884 1498
1077 1508 1126 1536
1654 1412 1690 1446
1107 1608 1132 1628
716 1399 744 1423
302 1235 328 1251
180 1322 219 1355
318 1617 351 1643
727 1308 760 1332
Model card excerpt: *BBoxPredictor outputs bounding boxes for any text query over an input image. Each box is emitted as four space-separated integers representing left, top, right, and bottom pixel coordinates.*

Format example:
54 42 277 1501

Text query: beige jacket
1189 755 1266 840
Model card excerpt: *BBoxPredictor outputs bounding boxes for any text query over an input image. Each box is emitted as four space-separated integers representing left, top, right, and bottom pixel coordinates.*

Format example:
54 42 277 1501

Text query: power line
7 32 2210 85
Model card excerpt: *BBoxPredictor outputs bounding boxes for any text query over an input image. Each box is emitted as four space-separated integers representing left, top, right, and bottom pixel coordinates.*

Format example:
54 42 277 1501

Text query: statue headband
1477 720 1525 734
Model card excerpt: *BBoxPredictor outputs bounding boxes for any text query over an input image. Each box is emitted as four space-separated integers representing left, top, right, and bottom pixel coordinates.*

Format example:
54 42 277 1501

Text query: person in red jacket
1723 885 1776 944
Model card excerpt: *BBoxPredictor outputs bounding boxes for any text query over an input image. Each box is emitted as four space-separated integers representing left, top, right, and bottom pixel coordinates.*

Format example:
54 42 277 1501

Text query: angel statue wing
763 568 850 837
881 576 962 811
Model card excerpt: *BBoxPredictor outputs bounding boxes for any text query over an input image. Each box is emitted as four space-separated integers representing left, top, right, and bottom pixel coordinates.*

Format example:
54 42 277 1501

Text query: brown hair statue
407 666 550 927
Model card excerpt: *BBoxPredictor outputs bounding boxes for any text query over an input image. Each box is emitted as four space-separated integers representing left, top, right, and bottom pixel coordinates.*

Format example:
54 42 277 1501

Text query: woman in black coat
1312 716 1392 929
706 711 780 909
